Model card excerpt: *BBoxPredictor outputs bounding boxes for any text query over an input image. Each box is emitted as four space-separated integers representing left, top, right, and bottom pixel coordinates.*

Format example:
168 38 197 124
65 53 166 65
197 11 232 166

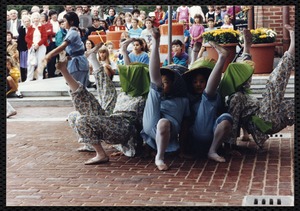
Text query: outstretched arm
120 38 134 65
149 28 162 87
205 41 228 97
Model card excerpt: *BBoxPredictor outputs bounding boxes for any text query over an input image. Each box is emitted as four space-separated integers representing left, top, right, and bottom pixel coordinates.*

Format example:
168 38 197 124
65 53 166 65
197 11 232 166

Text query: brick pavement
6 107 294 206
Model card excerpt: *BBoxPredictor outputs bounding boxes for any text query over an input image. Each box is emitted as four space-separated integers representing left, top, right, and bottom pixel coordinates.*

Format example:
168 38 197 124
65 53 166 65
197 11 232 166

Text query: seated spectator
124 12 133 31
162 39 189 68
106 7 116 26
128 18 143 38
83 16 105 43
221 14 233 29
120 38 149 65
140 18 154 51
6 56 22 98
205 5 215 23
99 19 109 32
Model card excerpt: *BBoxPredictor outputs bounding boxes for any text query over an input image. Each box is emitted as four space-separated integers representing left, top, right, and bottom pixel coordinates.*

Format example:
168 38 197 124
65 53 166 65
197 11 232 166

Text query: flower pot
204 43 238 72
249 43 277 74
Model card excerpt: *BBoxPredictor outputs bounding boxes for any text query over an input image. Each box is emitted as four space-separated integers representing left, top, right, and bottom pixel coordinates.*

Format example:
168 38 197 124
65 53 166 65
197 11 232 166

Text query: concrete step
8 74 294 107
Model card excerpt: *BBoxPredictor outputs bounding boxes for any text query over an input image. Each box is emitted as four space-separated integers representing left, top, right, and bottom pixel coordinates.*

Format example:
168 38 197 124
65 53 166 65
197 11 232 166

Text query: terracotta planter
204 43 238 72
249 43 277 74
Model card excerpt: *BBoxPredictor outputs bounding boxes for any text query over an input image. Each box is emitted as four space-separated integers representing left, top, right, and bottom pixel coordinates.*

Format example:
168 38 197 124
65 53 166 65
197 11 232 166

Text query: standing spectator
30 5 41 14
220 5 228 20
205 6 215 23
91 6 101 19
58 5 73 21
75 5 83 17
221 14 234 29
40 13 56 79
83 16 105 43
7 9 21 40
25 12 48 81
140 18 154 51
153 5 165 28
44 12 90 87
176 5 190 25
106 7 116 26
80 5 92 28
128 18 143 38
189 6 205 25
124 12 133 31
42 5 50 16
17 15 31 82
7 31 19 66
189 14 205 64
20 10 29 19
182 20 191 54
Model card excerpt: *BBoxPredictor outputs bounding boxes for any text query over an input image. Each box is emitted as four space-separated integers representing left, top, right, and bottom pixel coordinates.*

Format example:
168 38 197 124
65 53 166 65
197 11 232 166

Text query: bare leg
55 57 79 92
155 119 170 171
285 24 295 56
85 144 109 165
208 120 231 162
241 128 250 141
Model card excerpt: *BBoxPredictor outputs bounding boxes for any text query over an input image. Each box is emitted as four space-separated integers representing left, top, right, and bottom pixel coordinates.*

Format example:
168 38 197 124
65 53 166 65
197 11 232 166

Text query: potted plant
241 27 277 73
202 29 241 72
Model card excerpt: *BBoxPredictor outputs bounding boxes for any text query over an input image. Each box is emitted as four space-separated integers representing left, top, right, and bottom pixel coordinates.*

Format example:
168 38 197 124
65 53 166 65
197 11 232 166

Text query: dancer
219 25 295 149
141 28 190 171
43 12 89 87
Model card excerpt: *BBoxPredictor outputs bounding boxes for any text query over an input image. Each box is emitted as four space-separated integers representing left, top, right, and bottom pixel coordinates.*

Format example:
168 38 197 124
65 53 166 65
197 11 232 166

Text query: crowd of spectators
6 5 249 97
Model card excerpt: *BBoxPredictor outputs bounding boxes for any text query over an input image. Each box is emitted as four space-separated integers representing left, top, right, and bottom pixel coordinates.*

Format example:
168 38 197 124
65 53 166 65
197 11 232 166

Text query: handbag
28 47 37 66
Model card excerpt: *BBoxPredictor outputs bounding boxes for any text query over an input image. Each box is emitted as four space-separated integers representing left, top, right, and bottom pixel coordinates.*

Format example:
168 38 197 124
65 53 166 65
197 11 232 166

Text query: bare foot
84 156 109 165
110 151 124 157
284 24 295 55
208 152 226 163
155 159 169 171
77 144 95 152
209 41 229 58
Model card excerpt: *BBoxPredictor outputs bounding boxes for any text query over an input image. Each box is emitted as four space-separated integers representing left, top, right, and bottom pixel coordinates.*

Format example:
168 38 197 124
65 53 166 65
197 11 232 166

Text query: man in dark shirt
83 16 105 43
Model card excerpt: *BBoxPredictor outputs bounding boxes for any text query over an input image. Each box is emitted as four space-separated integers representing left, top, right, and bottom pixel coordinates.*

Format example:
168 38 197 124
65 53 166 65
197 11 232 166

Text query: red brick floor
6 107 294 206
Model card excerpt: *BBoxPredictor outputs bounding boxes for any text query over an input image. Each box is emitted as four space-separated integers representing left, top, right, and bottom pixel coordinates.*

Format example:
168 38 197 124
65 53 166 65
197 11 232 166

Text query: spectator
106 7 116 26
205 6 215 23
140 18 154 51
214 6 223 27
189 14 205 64
17 15 31 82
153 5 165 27
182 20 191 54
220 5 227 20
31 5 41 14
97 45 117 80
42 5 50 16
120 38 149 65
221 14 234 29
189 6 205 25
113 16 125 29
83 16 105 43
139 10 147 29
6 56 22 97
7 9 21 40
176 5 190 25
124 12 133 31
25 12 48 81
198 18 216 58
162 39 189 67
80 5 92 28
75 5 83 17
7 31 19 66
99 19 109 32
131 8 144 29
58 5 73 21
128 18 143 38
91 6 101 19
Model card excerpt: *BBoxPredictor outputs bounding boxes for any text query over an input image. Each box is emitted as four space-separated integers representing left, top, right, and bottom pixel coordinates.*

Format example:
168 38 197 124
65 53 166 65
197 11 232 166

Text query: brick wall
254 6 295 56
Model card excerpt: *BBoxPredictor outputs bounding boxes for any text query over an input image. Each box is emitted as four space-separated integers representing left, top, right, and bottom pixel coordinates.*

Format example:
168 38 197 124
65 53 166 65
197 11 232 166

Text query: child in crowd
189 14 205 64
182 43 232 162
140 18 154 51
97 45 117 80
106 41 118 63
182 20 191 54
141 28 190 171
198 18 216 58
176 5 189 25
221 14 233 29
43 12 89 87
6 56 22 97
128 18 143 38
214 6 223 27
162 39 189 68
124 12 133 31
120 38 149 65
205 5 215 23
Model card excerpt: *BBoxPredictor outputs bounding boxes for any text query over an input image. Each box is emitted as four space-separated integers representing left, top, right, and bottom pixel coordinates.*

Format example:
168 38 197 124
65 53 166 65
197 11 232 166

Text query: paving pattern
6 107 294 206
